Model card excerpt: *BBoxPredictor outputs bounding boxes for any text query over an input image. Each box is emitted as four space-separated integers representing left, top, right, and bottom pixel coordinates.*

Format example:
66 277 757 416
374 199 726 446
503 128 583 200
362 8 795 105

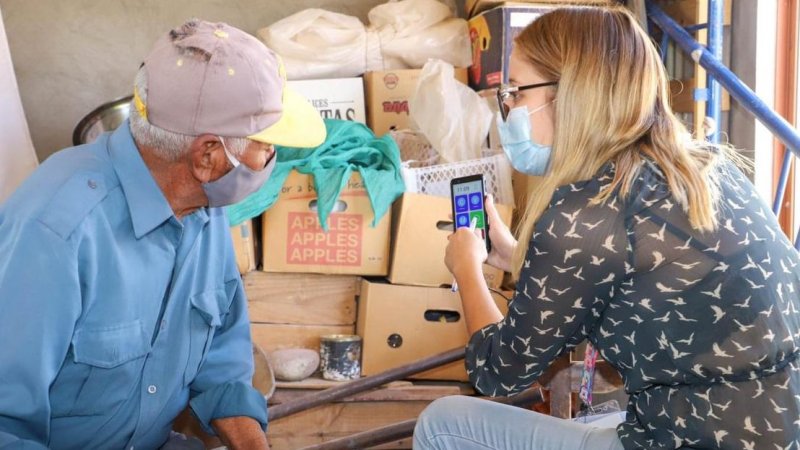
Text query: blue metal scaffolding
645 0 800 248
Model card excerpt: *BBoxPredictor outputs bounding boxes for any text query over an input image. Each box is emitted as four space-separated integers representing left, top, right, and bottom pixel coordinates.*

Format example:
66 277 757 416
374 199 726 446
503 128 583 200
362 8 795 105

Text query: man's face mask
202 137 276 207
496 102 553 176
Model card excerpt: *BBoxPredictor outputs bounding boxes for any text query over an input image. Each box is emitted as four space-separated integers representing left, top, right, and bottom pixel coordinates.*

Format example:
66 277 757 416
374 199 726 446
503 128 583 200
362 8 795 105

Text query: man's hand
212 416 268 450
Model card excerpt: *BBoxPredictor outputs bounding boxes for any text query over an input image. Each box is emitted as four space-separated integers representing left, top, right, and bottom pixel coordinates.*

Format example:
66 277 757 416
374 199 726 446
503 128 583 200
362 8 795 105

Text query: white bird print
633 215 651 225
624 331 636 345
673 260 700 270
599 326 615 339
654 312 671 323
702 283 723 299
742 254 758 270
735 296 753 308
676 277 701 286
734 319 756 333
560 209 581 223
732 339 752 352
553 265 575 273
650 251 665 271
551 287 571 296
663 368 680 377
710 305 726 323
728 198 745 209
608 317 622 327
723 218 738 235
609 343 621 354
660 199 674 211
713 261 730 272
498 355 511 367
770 398 788 414
674 416 687 428
546 221 557 238
704 239 721 253
531 275 548 289
534 344 554 353
741 440 756 450
754 380 765 398
714 430 729 446
515 335 531 347
717 366 733 375
563 248 581 263
640 368 655 382
676 333 694 346
666 297 687 306
670 344 690 359
631 314 645 324
590 255 605 265
713 342 733 358
500 382 517 392
676 311 698 322
532 326 553 335
643 352 657 361
596 273 615 284
759 264 774 280
564 221 582 239
744 416 762 435
521 284 532 299
741 215 754 225
713 400 732 411
764 329 776 342
583 220 604 230
745 277 765 289
540 310 554 323
564 314 576 323
675 237 692 250
775 378 791 390
760 304 774 318
553 328 564 338
537 287 553 302
571 298 585 309
656 282 679 293
765 418 783 432
640 299 656 313
689 403 704 421
573 267 585 280
648 223 666 241
602 234 618 253
691 364 704 377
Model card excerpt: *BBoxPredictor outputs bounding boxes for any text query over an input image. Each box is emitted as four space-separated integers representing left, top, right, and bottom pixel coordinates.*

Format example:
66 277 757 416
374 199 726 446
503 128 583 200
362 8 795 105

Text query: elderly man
0 19 325 449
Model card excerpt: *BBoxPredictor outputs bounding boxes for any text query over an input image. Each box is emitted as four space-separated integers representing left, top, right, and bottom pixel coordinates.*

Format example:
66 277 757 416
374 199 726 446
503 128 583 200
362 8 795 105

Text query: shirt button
87 179 97 189
147 385 157 394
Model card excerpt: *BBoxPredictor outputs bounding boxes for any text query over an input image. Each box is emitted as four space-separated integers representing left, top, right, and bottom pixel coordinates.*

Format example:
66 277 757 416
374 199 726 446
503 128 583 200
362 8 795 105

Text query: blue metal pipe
647 1 800 160
706 0 724 144
773 151 793 215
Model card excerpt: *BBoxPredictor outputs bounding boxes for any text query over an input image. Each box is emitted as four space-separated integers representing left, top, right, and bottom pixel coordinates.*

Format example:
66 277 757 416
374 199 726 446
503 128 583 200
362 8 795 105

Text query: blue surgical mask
497 103 553 176
203 137 276 208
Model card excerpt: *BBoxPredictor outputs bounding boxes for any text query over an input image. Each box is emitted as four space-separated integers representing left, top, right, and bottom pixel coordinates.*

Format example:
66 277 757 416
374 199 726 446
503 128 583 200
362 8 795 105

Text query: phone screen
451 175 491 251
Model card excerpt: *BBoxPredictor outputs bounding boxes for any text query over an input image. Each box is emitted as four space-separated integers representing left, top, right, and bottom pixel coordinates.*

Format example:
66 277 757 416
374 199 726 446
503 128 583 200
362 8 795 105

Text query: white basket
402 154 515 206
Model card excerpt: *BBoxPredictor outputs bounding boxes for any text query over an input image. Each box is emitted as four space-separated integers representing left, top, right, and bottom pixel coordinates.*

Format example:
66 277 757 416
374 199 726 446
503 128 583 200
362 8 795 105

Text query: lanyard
578 343 598 407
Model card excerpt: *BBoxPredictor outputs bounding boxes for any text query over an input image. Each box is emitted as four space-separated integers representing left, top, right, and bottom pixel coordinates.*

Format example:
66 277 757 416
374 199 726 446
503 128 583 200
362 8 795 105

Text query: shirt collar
108 121 176 239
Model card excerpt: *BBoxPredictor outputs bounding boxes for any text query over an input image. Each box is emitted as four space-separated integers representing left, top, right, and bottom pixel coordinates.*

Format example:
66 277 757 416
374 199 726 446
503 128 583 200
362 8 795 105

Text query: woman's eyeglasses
496 81 558 121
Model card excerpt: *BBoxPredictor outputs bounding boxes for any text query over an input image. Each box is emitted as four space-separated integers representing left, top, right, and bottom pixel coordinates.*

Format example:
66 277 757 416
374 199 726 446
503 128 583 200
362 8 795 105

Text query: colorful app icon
469 211 485 228
455 195 469 213
469 193 483 210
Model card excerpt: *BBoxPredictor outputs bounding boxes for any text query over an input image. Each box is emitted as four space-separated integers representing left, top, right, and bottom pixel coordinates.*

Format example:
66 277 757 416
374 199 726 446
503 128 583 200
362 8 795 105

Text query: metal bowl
72 95 133 146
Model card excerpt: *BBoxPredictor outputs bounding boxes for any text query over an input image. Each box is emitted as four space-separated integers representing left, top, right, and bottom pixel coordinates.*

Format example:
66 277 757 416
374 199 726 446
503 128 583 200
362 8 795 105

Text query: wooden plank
269 380 473 404
657 0 731 26
251 323 354 353
267 401 428 436
245 272 359 325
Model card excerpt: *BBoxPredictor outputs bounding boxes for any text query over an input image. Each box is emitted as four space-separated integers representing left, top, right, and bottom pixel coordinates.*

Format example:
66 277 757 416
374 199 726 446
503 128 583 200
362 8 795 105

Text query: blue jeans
413 396 625 450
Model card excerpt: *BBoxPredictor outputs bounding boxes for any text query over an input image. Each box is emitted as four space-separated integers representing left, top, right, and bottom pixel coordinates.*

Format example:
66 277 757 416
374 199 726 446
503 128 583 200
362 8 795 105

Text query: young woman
414 6 800 450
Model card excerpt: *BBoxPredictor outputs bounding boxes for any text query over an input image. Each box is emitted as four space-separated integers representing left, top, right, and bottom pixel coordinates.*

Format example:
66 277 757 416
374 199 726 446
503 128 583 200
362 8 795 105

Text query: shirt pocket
62 320 151 417
184 289 223 385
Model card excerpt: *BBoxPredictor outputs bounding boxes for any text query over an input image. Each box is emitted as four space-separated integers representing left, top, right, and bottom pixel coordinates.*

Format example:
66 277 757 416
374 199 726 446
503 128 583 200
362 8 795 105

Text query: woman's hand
445 225 488 279
485 195 517 272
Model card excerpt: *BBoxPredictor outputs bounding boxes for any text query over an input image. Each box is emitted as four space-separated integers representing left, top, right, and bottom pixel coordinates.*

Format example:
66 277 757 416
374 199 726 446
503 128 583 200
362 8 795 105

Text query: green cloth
226 119 405 230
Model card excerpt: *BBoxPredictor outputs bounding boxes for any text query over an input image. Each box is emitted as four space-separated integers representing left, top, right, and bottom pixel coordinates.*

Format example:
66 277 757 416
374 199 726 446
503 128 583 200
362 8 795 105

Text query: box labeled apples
261 170 390 276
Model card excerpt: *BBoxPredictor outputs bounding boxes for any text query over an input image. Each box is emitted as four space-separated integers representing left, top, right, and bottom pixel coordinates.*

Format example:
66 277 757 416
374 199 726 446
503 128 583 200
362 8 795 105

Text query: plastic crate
391 131 514 206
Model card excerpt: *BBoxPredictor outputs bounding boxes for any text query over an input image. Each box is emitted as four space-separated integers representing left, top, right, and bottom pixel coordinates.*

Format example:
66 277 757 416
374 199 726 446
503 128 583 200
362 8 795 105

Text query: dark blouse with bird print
466 159 800 450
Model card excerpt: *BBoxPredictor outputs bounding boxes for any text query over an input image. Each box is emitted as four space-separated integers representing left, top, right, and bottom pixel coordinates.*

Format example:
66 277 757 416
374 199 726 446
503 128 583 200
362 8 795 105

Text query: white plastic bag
409 60 492 163
257 0 471 80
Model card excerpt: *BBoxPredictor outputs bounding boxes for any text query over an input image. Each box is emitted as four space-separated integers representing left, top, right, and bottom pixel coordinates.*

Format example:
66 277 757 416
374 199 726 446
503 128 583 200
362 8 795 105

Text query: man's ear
188 134 224 183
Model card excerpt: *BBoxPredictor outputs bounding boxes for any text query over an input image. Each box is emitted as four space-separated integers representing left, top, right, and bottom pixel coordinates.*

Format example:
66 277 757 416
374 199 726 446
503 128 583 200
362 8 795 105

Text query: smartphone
450 174 491 252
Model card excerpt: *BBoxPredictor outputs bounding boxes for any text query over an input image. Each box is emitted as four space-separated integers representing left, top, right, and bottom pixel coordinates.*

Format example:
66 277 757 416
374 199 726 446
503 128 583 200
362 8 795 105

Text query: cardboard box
364 68 468 137
231 219 256 274
388 193 513 289
287 77 366 124
261 170 391 276
468 5 554 91
464 0 611 18
357 280 510 381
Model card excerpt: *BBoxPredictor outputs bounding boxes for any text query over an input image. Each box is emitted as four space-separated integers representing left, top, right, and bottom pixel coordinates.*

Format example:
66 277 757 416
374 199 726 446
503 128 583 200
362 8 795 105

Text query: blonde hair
511 6 726 278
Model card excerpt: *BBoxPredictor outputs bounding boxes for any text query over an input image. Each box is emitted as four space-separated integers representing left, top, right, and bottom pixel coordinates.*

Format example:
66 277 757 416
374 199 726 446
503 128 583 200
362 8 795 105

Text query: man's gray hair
129 68 249 161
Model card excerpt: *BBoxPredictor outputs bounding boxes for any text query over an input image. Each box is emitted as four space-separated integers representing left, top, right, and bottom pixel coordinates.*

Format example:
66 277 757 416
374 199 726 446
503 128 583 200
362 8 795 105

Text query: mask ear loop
217 136 240 168
527 99 556 116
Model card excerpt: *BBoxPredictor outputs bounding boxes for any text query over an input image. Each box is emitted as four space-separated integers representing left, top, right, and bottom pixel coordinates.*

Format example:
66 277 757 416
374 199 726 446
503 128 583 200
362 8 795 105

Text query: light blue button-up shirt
0 122 267 449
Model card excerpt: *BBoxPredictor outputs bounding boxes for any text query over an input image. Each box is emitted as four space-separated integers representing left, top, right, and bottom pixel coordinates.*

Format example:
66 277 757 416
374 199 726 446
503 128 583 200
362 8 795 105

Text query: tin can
320 334 362 381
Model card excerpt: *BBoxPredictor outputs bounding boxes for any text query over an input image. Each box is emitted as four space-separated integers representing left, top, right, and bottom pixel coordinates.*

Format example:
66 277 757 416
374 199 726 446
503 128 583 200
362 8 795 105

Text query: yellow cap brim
248 87 326 148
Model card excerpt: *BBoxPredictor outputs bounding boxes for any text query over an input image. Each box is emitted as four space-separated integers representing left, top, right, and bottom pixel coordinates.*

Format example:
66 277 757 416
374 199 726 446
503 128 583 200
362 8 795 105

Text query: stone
269 348 320 382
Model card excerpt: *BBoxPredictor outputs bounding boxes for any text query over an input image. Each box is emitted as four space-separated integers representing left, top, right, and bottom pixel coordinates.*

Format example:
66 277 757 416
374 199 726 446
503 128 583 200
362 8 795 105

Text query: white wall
0 6 37 202
0 0 390 161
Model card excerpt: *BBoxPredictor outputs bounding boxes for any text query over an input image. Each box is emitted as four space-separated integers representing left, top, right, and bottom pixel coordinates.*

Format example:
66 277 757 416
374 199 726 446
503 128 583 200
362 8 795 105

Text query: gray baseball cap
134 19 325 148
